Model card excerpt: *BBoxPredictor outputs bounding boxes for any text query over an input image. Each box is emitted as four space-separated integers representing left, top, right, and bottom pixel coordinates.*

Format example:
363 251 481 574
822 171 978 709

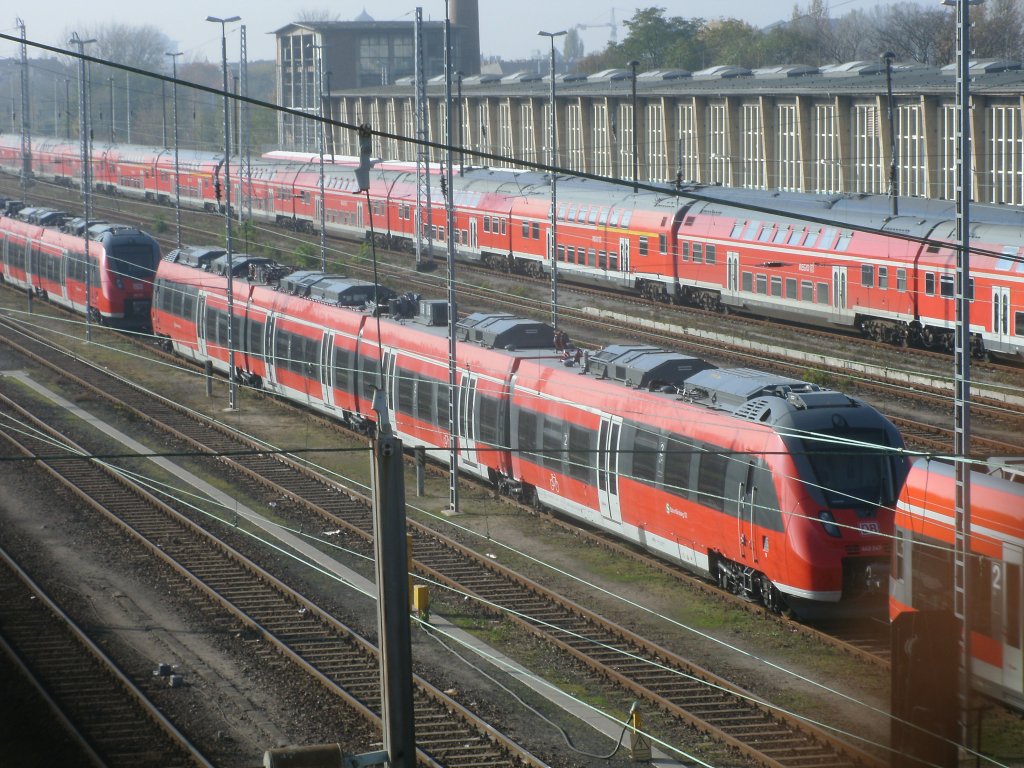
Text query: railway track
0 389 544 768
0 314 890 766
0 545 212 768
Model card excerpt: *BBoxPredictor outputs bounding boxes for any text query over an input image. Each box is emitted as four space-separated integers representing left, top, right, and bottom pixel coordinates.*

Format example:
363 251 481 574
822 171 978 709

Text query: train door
263 315 276 385
457 372 480 473
726 252 740 294
1002 543 1022 696
993 286 1012 346
196 295 208 357
731 460 758 564
618 238 630 273
832 266 847 320
382 349 397 424
320 332 335 409
470 218 478 249
597 415 623 524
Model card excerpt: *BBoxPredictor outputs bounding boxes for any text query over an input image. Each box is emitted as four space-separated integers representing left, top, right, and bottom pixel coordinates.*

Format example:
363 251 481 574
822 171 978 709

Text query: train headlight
817 510 842 538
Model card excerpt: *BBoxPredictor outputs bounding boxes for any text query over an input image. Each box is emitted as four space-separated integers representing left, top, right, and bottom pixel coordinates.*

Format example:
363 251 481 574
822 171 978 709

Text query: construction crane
573 9 618 45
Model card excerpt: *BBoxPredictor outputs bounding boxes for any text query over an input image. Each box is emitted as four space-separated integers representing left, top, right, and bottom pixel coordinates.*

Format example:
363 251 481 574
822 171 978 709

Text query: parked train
1 133 1023 360
0 198 159 327
890 458 1024 712
151 246 907 618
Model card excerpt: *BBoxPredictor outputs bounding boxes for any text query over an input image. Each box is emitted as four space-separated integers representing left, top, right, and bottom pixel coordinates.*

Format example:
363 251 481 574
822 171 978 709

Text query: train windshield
109 245 158 282
801 429 898 507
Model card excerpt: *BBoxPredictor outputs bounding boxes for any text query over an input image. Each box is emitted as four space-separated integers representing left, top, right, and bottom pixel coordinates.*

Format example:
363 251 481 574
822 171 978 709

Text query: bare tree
563 28 585 64
973 0 1024 60
62 23 173 73
868 4 953 65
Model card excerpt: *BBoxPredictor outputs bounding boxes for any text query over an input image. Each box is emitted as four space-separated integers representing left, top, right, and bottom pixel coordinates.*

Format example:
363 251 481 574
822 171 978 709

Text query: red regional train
0 201 159 327
152 250 907 618
2 134 1023 361
890 458 1024 712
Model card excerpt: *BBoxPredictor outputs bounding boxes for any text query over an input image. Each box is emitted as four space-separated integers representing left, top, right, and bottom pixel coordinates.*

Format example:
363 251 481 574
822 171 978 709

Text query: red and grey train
890 458 1024 712
152 248 907 619
0 201 159 327
2 133 1023 360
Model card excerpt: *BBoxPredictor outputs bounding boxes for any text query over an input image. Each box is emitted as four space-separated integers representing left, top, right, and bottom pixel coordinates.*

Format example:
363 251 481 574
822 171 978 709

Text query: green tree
616 7 706 70
700 19 762 69
563 28 585 64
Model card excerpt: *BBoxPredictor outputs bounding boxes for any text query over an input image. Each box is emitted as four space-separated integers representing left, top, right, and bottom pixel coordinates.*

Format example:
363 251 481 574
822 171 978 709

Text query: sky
7 0 895 65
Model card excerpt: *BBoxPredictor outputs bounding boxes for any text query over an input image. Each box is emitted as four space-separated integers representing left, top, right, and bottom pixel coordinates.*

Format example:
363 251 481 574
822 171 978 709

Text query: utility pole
413 8 433 272
444 0 460 515
539 30 566 332
17 18 31 204
70 32 96 341
166 52 183 252
883 51 898 216
369 392 416 768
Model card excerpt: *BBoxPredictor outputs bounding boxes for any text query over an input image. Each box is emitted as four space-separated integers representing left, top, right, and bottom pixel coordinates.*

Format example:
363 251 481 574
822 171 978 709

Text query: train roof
585 344 714 390
456 312 555 350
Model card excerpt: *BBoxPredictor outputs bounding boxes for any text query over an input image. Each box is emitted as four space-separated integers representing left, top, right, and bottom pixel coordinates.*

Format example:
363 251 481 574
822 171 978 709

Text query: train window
639 237 649 256
517 410 539 460
897 269 907 291
478 395 501 444
940 274 955 298
599 251 607 269
730 222 744 238
531 223 540 239
970 556 995 636
577 207 588 223
817 282 829 303
996 246 1017 271
770 276 782 297
786 278 797 299
696 449 729 512
925 273 936 296
500 219 506 235
566 246 575 263
878 267 889 290
742 272 753 292
359 354 381 402
483 216 491 233
247 319 265 359
788 228 804 245
542 415 564 472
631 429 660 484
692 242 703 264
861 265 874 287
773 227 789 244
435 381 451 425
836 232 852 251
609 250 619 270
416 378 435 423
438 227 445 241
758 227 773 242
620 211 632 228
521 222 529 238
397 369 416 415
588 249 597 267
804 229 819 246
801 280 813 302
566 205 576 221
659 234 667 254
462 229 468 243
681 242 689 262
743 220 760 240
557 245 565 262
663 436 695 497
818 227 836 248
557 204 567 221
705 244 716 265
588 209 599 225
568 424 592 482
756 274 768 294
1016 311 1024 335
599 210 609 225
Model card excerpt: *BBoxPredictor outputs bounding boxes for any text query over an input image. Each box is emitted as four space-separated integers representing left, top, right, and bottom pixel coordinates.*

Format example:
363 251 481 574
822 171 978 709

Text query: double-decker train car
0 205 159 327
153 251 908 618
4 133 1021 359
890 459 1024 712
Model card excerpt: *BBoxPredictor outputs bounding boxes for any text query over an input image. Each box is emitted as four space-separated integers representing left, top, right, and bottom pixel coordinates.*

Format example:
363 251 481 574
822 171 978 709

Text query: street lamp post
166 51 183 252
628 59 639 192
207 14 241 411
539 30 566 332
69 32 96 340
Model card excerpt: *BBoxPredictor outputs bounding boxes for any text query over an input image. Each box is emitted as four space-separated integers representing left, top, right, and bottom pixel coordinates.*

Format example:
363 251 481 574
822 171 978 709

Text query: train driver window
925 273 936 295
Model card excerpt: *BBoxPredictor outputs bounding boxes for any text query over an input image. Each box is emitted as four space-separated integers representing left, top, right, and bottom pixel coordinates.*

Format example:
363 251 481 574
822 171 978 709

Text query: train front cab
891 460 1024 712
